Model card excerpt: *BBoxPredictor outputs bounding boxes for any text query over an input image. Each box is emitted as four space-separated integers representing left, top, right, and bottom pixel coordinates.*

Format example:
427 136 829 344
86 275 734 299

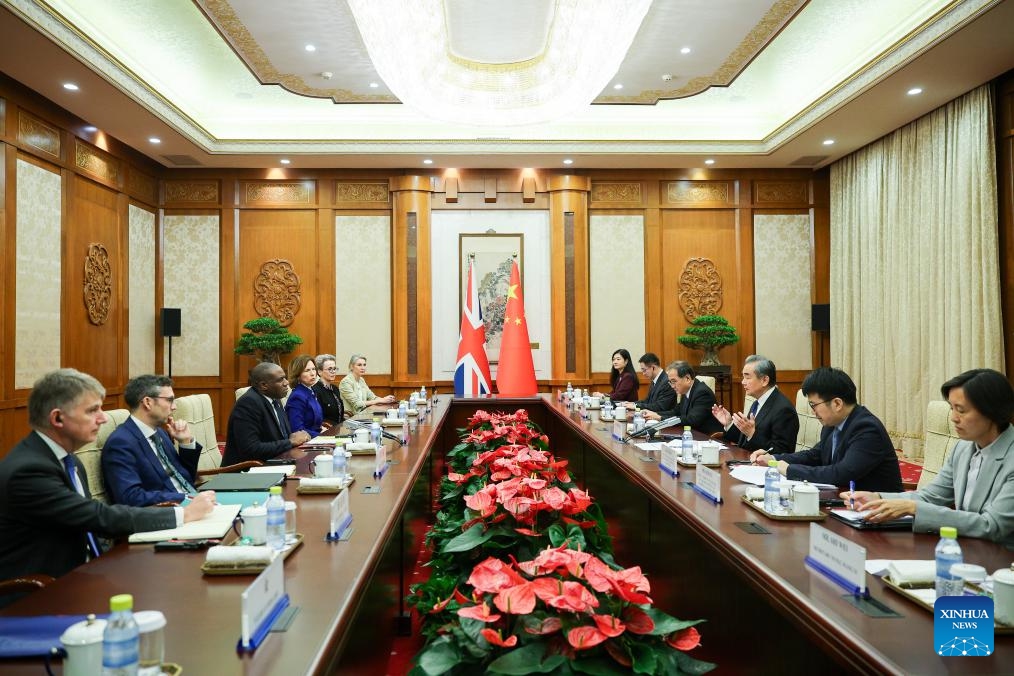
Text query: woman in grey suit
848 369 1014 545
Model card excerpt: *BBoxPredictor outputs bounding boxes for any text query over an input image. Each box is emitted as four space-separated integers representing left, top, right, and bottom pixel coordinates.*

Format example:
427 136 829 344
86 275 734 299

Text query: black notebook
828 509 914 531
198 472 286 492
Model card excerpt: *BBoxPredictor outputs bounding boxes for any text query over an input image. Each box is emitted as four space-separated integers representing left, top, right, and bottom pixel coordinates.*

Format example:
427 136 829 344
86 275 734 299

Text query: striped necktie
62 455 102 559
151 432 197 495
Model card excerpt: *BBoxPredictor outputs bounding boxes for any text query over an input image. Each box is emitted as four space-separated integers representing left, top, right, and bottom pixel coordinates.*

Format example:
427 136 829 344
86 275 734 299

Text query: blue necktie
830 427 841 461
748 400 759 418
273 400 290 436
62 455 102 559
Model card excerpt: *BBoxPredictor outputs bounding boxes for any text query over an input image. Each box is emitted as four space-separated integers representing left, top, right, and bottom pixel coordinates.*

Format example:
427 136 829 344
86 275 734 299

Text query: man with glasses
750 367 901 491
644 361 723 434
103 374 202 506
626 352 677 415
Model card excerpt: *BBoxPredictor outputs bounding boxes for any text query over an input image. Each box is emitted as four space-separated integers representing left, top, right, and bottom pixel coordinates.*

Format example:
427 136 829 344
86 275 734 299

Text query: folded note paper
887 560 936 586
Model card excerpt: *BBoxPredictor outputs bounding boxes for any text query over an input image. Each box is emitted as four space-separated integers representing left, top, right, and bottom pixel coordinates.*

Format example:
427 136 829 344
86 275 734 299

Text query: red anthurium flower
620 606 655 634
522 616 563 635
493 582 537 615
446 471 468 484
481 628 518 648
468 410 492 427
567 625 608 650
429 594 452 614
582 557 615 593
546 581 600 613
561 487 593 515
561 517 598 529
530 576 563 601
464 485 497 517
468 557 525 594
514 527 542 536
457 601 501 623
540 486 568 510
592 614 626 638
667 626 701 651
520 476 548 491
453 587 471 605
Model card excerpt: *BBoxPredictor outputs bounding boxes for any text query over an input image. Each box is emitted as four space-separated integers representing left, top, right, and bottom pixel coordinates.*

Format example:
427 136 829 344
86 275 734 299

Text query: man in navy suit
102 374 202 506
751 367 901 492
712 355 799 452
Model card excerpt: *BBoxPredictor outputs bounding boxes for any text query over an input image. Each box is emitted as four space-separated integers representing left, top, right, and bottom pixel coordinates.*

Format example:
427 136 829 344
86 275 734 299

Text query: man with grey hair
223 362 311 466
0 369 216 588
712 354 798 452
643 361 723 435
102 374 202 506
312 353 345 425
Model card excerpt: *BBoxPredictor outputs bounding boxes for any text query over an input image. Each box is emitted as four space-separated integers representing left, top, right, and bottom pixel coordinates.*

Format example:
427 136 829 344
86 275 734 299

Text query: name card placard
805 522 867 595
374 444 389 478
328 490 352 540
659 444 679 477
238 556 288 652
612 420 626 441
693 464 722 504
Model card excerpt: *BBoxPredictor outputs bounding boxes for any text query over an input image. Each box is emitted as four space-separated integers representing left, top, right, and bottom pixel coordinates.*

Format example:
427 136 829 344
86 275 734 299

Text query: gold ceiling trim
198 0 399 104
596 0 807 104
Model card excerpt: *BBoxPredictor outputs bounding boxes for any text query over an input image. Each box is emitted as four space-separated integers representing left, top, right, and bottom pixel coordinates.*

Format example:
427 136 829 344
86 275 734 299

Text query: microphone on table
344 418 404 446
623 416 682 443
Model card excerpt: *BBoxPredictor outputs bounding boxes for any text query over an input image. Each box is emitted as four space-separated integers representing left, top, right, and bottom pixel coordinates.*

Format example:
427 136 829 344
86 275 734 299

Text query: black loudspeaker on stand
161 308 182 377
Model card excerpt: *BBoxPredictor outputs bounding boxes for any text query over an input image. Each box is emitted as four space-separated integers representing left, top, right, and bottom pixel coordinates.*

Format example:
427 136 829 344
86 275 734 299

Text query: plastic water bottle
764 461 781 513
409 392 418 410
682 426 694 461
632 409 645 434
579 396 588 420
420 385 427 401
398 400 408 419
266 486 286 551
935 526 964 597
102 594 139 676
602 399 613 419
566 382 573 397
333 450 348 480
371 421 383 450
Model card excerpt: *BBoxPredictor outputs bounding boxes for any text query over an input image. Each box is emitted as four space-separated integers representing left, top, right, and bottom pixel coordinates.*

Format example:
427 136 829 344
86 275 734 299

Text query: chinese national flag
496 260 537 396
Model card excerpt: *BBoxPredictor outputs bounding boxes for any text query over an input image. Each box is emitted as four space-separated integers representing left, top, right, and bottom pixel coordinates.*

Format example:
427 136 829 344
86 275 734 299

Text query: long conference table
2 394 1012 674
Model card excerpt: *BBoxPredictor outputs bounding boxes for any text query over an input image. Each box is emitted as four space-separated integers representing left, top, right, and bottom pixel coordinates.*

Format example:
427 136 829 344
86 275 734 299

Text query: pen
849 480 855 510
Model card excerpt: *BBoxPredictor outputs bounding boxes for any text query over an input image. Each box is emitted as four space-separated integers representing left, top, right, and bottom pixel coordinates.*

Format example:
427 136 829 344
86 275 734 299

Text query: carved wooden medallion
84 243 112 325
678 257 723 320
253 259 301 326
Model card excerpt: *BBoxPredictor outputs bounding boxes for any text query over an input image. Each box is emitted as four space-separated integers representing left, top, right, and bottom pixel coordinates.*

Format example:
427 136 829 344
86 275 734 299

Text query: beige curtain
830 84 1003 458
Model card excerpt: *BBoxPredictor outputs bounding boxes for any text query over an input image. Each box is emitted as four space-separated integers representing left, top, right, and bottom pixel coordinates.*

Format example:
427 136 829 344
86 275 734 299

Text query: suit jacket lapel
967 427 1014 512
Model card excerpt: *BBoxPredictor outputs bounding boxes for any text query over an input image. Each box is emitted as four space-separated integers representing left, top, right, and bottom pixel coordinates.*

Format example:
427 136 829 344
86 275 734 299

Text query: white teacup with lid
311 453 334 478
237 503 267 544
994 566 1014 626
135 610 166 676
60 614 106 676
790 481 820 516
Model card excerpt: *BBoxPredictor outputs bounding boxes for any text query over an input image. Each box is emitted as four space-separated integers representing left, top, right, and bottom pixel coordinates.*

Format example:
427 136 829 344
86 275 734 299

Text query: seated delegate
592 348 639 403
339 353 395 415
643 361 723 435
712 355 798 453
750 367 902 492
312 353 345 424
222 362 311 466
626 352 677 414
848 368 1014 546
0 369 215 596
285 354 326 438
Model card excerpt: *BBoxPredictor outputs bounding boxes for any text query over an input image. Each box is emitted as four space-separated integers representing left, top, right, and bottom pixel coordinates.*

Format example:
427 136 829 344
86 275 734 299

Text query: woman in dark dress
594 348 639 403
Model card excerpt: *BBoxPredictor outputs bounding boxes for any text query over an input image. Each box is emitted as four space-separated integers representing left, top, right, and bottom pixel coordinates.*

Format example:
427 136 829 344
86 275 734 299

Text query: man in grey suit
849 369 1014 546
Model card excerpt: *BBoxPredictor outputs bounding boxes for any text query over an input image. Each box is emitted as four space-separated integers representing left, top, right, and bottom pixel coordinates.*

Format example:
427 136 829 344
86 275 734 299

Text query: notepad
199 473 286 492
828 508 913 530
128 503 241 543
246 465 296 477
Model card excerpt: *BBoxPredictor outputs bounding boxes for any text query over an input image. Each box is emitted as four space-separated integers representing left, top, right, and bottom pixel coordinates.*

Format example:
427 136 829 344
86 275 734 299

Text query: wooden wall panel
236 210 321 369
64 175 122 386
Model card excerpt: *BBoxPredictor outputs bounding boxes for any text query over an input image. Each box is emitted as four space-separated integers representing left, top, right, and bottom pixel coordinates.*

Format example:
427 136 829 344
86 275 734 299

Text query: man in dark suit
0 369 215 589
102 374 201 506
223 362 311 466
751 367 902 492
645 361 723 434
627 352 677 415
713 355 799 452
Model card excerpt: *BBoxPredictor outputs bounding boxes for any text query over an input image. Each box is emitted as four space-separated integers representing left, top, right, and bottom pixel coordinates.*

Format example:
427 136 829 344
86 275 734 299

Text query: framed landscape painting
458 232 524 364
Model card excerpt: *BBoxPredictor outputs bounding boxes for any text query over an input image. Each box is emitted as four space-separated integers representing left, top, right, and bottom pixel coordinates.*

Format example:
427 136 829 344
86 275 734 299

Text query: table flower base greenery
407 409 715 675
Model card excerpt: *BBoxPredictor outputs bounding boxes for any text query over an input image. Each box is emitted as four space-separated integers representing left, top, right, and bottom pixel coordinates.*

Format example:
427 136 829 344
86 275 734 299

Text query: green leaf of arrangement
487 644 566 674
641 607 704 636
628 642 658 674
417 637 461 676
571 655 631 675
672 650 717 674
441 523 496 553
546 523 567 547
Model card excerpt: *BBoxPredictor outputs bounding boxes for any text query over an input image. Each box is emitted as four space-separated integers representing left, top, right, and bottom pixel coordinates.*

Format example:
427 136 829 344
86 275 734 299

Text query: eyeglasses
149 395 175 404
323 367 338 372
667 378 680 386
807 399 830 410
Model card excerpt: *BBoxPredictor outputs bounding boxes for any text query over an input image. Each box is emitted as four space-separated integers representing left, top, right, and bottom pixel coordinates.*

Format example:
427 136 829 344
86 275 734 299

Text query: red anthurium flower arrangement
408 410 713 675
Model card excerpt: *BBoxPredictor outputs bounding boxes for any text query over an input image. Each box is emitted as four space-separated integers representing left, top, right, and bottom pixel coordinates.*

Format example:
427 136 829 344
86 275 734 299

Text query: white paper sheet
128 503 241 543
635 442 665 451
729 465 835 489
247 465 296 476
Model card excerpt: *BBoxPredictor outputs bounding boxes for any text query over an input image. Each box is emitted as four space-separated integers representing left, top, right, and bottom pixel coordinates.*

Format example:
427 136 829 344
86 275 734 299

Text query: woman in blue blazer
285 354 325 438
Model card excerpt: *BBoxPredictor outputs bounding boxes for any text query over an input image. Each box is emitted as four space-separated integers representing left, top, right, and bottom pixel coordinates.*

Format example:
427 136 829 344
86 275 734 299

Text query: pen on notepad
849 480 855 510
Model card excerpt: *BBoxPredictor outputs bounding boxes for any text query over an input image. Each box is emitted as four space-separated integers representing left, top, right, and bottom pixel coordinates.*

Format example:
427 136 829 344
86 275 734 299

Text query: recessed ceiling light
304 44 316 52
562 158 574 165
369 82 379 88
680 47 691 55
422 158 433 165
62 82 79 91
280 159 291 165
704 159 715 165
822 139 835 146
613 83 623 90
907 87 923 96
82 125 97 133
148 137 161 144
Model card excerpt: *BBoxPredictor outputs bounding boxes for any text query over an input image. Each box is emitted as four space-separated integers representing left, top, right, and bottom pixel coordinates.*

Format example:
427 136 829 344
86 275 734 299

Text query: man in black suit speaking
0 369 215 593
222 362 311 466
712 355 799 452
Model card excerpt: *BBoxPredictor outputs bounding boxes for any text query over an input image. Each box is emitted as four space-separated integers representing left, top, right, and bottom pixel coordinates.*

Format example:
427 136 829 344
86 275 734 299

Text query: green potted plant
234 317 303 364
677 314 739 366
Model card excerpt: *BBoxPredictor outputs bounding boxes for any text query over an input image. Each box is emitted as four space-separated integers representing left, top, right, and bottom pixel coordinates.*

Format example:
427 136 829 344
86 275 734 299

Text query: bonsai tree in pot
234 317 303 364
678 314 740 366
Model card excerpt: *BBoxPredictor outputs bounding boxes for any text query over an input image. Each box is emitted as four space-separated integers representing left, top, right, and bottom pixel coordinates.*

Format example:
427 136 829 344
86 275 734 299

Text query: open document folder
128 503 241 543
